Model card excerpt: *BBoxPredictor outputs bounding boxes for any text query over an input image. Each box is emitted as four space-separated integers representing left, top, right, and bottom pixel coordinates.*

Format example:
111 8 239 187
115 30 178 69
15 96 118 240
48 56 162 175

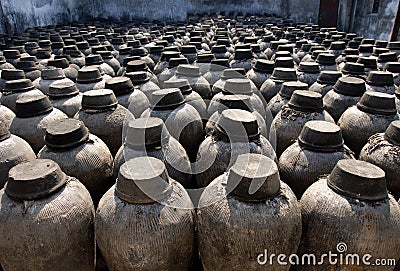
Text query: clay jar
212 68 258 97
154 51 182 75
125 71 160 101
260 67 298 102
158 57 189 87
0 56 15 71
96 157 194 271
271 90 335 157
296 62 321 86
168 64 212 100
295 160 400 271
0 122 35 188
163 78 207 120
33 67 73 95
360 120 400 198
309 70 342 97
141 88 203 161
208 78 267 121
195 109 276 188
0 99 15 129
76 89 134 156
278 120 354 198
365 71 397 95
38 119 114 206
48 80 82 118
114 117 192 188
268 81 309 117
197 154 301 271
124 60 159 85
316 53 338 71
338 91 399 156
203 59 230 88
246 59 274 89
0 69 25 91
0 159 95 271
323 76 366 122
105 76 150 118
9 93 68 153
384 62 400 86
76 66 106 93
47 58 79 82
1 79 43 112
15 60 41 81
206 94 268 138
97 50 121 74
84 54 115 77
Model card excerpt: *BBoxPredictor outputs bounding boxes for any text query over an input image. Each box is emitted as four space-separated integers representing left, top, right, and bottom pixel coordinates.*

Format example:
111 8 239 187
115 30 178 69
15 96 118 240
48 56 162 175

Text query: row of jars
0 13 399 270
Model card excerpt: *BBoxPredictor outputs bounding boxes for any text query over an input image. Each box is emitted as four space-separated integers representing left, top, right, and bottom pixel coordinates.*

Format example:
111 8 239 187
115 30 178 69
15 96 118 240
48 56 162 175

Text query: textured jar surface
0 105 15 128
197 175 301 271
323 90 360 122
309 82 335 97
246 69 271 89
0 179 95 271
76 79 106 93
50 94 82 118
1 89 43 112
33 78 74 95
96 181 194 271
117 90 150 118
295 179 400 271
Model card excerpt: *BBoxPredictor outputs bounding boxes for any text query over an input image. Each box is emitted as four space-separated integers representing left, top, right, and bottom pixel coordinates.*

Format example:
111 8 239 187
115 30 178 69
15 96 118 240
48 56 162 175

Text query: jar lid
298 120 344 151
274 57 294 68
15 93 53 118
125 71 150 85
47 58 69 69
333 77 366 97
329 41 346 50
175 64 201 77
163 79 192 95
387 41 400 50
288 90 324 112
125 117 168 149
366 71 394 86
298 62 320 73
16 60 37 72
378 52 397 63
4 79 35 93
1 69 25 81
327 160 388 201
77 66 103 84
5 159 68 201
218 95 251 112
357 56 377 69
279 81 308 98
211 45 227 54
41 67 65 80
44 118 89 149
228 154 280 201
317 71 342 85
197 53 215 63
383 120 400 146
151 88 185 109
131 47 148 57
3 49 20 59
82 89 118 110
342 48 359 56
98 50 113 60
0 122 11 142
215 109 259 141
271 67 297 82
105 76 134 96
342 62 365 75
357 91 397 115
221 68 246 80
253 59 274 73
76 41 90 50
210 59 229 71
358 44 374 53
160 51 181 62
149 45 164 53
126 60 148 72
373 48 389 56
48 80 79 97
116 157 172 204
36 49 51 59
316 53 336 65
168 57 189 68
85 54 104 66
384 62 400 73
375 40 388 48
277 44 294 54
234 49 253 60
54 55 72 63
222 78 252 95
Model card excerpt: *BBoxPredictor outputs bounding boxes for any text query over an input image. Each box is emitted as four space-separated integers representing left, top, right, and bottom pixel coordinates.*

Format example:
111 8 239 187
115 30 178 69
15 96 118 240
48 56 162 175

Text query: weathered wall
338 0 398 40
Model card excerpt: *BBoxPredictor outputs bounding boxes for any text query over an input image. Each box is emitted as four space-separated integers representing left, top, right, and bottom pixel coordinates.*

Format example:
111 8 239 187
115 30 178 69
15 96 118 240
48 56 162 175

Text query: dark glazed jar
114 117 192 187
195 109 276 187
0 159 95 271
76 89 134 156
48 80 82 118
271 90 335 157
360 120 400 198
105 76 150 118
323 76 366 122
309 70 342 97
260 67 298 102
295 160 400 271
338 91 399 156
9 93 68 153
197 154 301 271
38 119 114 206
0 122 35 188
278 121 354 198
96 157 194 271
141 88 203 161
